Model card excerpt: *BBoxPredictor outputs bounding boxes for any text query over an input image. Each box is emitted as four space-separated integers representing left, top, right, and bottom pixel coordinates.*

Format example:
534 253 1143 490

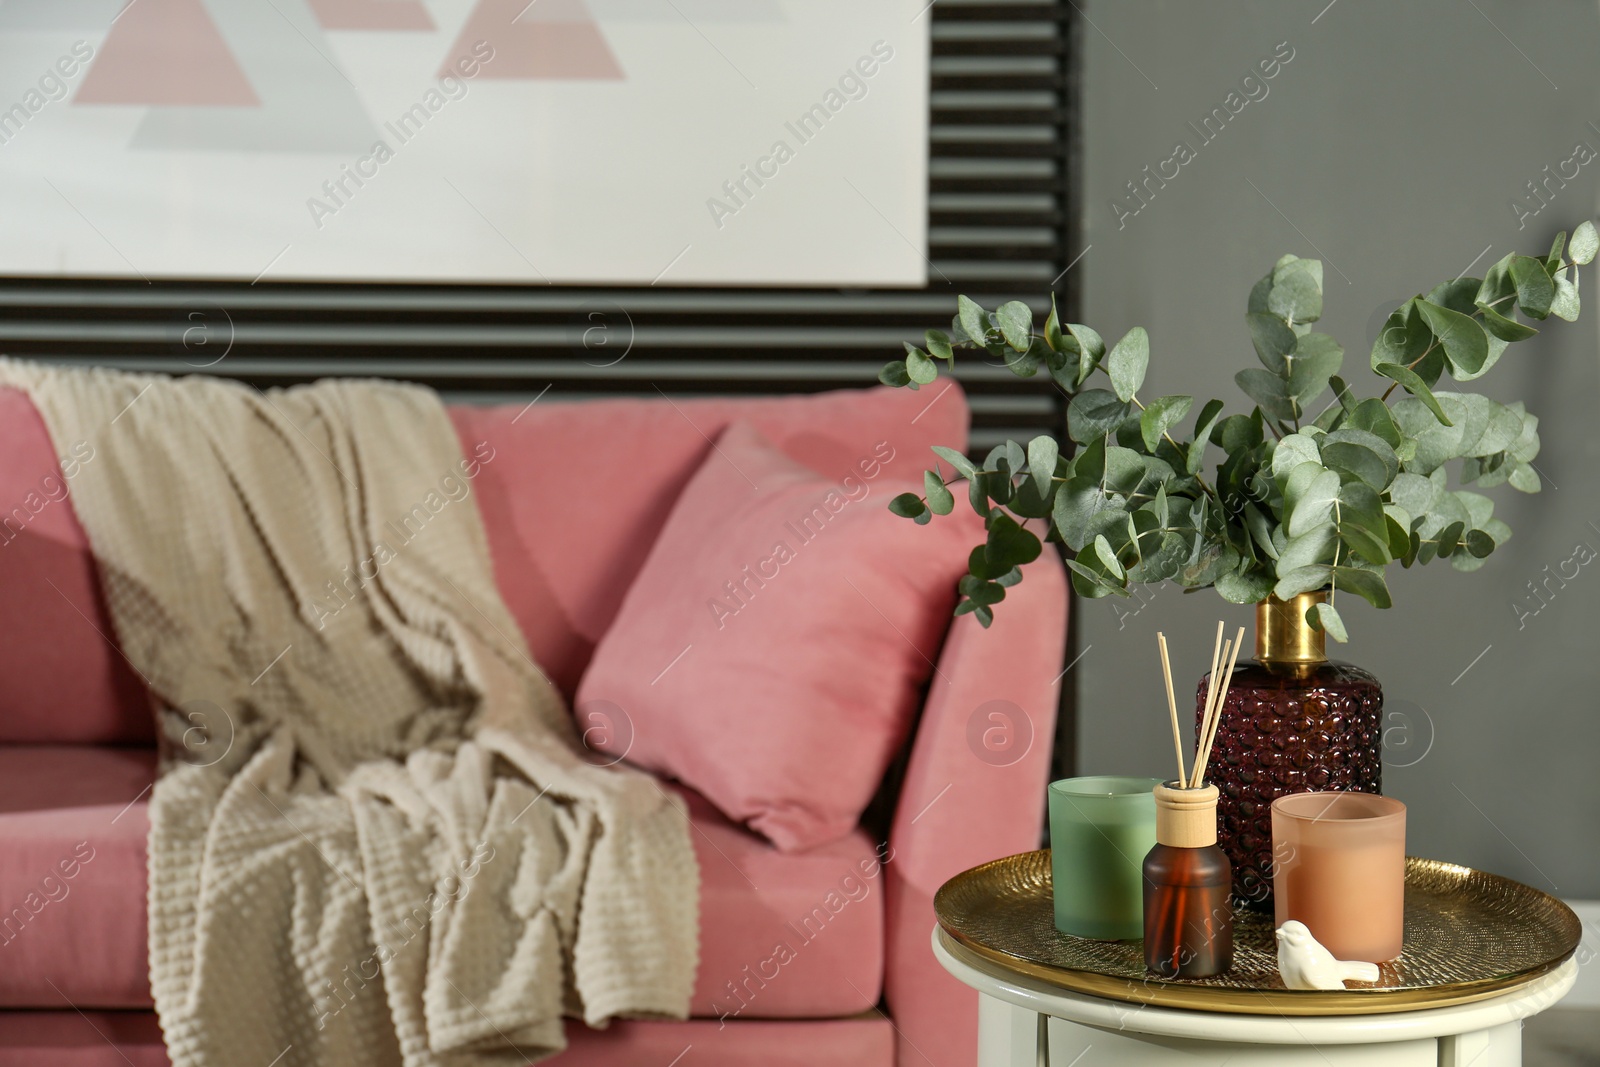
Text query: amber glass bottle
1197 593 1383 908
1143 783 1233 978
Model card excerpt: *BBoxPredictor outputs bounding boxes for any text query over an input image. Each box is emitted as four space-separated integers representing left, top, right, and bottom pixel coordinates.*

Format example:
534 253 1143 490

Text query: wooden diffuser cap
1154 782 1219 848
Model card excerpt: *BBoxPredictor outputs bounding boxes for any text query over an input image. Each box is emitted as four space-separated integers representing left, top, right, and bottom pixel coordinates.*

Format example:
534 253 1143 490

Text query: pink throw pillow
576 421 983 852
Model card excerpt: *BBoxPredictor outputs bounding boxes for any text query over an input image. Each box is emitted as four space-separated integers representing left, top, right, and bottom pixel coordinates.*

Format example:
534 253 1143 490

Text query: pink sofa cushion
576 421 984 852
0 747 884 1020
0 746 154 1009
449 384 970 699
0 387 151 744
0 1012 170 1067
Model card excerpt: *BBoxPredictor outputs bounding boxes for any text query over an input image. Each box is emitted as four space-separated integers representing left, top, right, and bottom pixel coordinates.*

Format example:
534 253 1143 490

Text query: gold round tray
934 850 1580 1015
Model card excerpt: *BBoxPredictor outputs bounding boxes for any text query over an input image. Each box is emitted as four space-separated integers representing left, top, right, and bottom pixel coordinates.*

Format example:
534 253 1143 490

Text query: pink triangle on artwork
440 0 623 80
74 0 258 106
308 0 433 31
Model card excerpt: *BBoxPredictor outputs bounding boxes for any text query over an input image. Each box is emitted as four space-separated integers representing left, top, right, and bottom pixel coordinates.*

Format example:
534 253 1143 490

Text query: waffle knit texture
0 361 699 1066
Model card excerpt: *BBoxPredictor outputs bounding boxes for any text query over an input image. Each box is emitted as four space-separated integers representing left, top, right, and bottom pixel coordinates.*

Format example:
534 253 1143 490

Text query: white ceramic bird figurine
1275 921 1381 989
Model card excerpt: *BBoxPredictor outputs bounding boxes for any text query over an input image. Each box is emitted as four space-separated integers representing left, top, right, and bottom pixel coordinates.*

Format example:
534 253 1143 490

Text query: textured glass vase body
1195 659 1383 908
1143 843 1234 977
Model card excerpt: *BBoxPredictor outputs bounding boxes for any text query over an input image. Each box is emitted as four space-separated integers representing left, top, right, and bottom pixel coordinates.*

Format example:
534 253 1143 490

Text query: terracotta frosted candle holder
1049 776 1160 940
1271 791 1406 963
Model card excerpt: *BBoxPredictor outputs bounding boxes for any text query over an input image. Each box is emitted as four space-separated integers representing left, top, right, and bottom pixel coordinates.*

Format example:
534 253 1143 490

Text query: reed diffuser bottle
1143 626 1240 978
1143 782 1233 977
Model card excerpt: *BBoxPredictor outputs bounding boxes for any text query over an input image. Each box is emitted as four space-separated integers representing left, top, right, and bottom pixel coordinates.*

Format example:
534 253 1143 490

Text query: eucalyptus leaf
889 492 928 520
1003 439 1027 478
996 301 1034 352
1282 460 1329 520
1188 399 1226 475
1288 468 1342 539
1436 520 1465 558
1093 534 1125 579
1414 300 1489 379
932 445 978 480
1214 411 1265 452
1065 555 1130 599
1277 526 1337 576
1427 277 1482 317
986 512 1043 570
967 474 991 518
1068 389 1133 444
1336 480 1389 561
1479 303 1538 341
1287 333 1344 406
1140 394 1193 451
878 360 912 387
1027 435 1059 495
1107 327 1150 402
924 470 954 515
1386 508 1414 563
1044 296 1065 352
1236 368 1296 424
1510 255 1555 319
1548 231 1567 270
1551 274 1580 322
1229 498 1268 555
1216 567 1276 604
1309 601 1348 642
1269 257 1323 324
1321 428 1399 491
1272 433 1322 484
1571 220 1598 265
925 328 954 360
1477 256 1516 310
1347 399 1403 447
1275 564 1332 600
1067 323 1107 385
957 296 989 344
1248 312 1297 373
959 574 1008 606
1387 472 1440 518
1333 566 1392 609
1370 300 1433 375
905 345 938 384
1374 362 1452 425
1052 477 1122 550
1507 407 1541 463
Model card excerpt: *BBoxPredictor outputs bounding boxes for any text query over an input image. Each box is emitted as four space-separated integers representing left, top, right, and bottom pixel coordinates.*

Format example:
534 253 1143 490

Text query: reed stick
1193 625 1246 787
1189 623 1225 788
1157 632 1186 786
1191 637 1230 788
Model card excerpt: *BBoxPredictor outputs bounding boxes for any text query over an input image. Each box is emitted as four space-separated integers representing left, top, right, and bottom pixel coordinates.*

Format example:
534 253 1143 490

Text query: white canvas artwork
0 0 930 285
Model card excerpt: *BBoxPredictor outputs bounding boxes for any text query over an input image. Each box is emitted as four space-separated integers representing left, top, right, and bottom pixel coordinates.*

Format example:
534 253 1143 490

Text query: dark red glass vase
1195 594 1384 908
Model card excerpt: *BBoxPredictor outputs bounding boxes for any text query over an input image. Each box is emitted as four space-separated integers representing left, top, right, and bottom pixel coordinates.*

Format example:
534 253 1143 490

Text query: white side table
934 928 1577 1067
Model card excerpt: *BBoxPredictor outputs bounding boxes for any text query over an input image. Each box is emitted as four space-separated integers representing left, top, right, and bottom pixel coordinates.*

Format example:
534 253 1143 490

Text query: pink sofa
0 382 1066 1067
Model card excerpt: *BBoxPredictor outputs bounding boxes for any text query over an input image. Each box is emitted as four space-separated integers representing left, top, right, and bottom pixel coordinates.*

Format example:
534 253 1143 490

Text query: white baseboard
1561 900 1600 1008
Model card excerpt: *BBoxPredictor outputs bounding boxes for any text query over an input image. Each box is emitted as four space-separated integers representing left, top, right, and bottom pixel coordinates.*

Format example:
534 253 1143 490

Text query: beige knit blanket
0 362 698 1066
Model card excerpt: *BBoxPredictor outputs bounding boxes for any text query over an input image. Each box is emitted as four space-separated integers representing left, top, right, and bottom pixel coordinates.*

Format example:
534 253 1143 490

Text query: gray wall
1078 0 1600 898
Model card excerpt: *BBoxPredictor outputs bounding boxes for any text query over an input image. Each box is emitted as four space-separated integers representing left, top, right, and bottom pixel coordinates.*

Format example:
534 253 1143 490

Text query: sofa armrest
882 551 1067 1066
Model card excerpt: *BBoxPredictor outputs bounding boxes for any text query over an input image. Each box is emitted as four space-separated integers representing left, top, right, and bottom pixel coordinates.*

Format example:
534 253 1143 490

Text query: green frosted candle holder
1049 776 1161 940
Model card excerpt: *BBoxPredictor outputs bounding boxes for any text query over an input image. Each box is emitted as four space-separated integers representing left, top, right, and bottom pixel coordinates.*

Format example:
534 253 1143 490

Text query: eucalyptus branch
876 222 1596 633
